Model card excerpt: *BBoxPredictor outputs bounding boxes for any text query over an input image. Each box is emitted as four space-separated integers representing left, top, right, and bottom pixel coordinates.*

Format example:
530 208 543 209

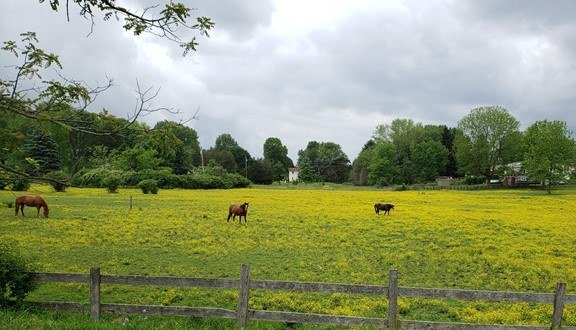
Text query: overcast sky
2 1 576 162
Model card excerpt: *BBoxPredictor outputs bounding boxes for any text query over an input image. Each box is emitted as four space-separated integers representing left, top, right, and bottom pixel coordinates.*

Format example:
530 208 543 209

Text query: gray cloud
2 0 575 162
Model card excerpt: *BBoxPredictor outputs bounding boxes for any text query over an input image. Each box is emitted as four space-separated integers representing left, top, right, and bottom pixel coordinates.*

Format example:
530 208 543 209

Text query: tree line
2 102 575 193
1 29 575 192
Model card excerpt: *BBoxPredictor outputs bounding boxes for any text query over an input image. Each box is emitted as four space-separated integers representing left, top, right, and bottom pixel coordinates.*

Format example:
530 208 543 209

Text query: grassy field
1 185 575 328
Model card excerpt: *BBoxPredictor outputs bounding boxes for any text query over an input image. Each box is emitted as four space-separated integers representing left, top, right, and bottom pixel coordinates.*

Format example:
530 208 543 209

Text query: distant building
503 162 528 186
288 167 299 182
436 177 453 187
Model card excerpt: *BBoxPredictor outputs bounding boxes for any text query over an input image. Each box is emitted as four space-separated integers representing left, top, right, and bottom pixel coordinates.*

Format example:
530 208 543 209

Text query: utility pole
200 145 204 172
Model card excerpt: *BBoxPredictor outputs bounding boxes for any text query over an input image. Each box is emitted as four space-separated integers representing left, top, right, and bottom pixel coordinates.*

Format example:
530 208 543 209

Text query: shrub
394 184 408 191
70 168 89 187
123 169 173 188
11 178 30 192
225 173 251 188
75 166 124 188
45 171 69 192
0 172 9 190
186 174 230 189
0 241 36 307
138 179 159 194
464 176 486 185
158 174 187 189
102 174 122 193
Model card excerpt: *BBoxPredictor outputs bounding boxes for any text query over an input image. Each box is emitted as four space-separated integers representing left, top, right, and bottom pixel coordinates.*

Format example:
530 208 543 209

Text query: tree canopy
263 137 293 181
297 141 350 183
523 120 576 193
1 0 214 184
455 106 522 180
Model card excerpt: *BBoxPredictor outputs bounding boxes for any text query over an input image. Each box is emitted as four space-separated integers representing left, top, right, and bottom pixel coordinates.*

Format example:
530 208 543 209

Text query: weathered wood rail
30 265 575 329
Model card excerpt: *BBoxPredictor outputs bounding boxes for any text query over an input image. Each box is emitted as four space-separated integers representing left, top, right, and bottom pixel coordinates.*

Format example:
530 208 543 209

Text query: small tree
0 242 36 307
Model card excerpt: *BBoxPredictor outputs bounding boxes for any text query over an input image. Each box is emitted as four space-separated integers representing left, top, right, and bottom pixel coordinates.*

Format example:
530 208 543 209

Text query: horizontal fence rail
28 266 575 329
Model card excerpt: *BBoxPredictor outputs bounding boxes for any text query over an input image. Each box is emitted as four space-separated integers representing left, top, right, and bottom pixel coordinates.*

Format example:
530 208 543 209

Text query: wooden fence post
236 264 251 327
551 282 566 329
388 269 398 328
90 267 101 322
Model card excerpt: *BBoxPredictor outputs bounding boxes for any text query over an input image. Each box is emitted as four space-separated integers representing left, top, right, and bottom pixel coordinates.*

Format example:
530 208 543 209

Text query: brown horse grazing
374 203 394 215
15 195 49 218
228 202 249 224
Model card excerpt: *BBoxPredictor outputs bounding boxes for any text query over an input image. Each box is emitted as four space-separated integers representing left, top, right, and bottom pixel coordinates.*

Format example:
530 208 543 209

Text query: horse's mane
40 197 49 211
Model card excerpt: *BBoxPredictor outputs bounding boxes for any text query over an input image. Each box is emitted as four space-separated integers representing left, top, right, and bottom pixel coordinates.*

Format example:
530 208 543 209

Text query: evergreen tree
24 128 61 175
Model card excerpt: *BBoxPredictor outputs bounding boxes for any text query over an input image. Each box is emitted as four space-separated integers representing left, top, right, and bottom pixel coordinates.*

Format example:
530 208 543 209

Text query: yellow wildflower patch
0 185 575 325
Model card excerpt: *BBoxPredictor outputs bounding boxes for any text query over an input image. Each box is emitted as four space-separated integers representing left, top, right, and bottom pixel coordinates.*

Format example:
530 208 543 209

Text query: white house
288 167 299 182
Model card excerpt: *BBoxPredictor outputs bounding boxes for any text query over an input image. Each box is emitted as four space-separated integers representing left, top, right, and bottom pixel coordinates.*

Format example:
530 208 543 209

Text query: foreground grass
0 308 336 330
1 185 575 328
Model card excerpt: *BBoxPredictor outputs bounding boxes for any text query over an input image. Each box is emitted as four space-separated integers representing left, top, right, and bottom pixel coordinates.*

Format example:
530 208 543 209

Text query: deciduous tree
412 141 449 182
523 120 575 193
368 142 398 187
297 141 350 183
455 106 522 180
263 137 293 181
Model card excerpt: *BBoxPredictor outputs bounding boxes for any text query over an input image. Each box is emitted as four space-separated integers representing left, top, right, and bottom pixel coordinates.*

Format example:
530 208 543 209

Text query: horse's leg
227 212 232 223
21 205 25 217
15 204 19 216
36 205 41 218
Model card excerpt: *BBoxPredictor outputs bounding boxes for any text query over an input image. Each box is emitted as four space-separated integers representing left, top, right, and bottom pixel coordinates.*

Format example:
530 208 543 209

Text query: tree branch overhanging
40 0 214 56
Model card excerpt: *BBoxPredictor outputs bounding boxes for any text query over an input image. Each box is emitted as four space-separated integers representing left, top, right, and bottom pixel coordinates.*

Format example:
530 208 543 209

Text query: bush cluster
11 178 31 192
102 174 122 193
463 176 487 185
70 167 252 190
0 242 36 307
138 179 159 194
0 172 9 190
45 171 69 192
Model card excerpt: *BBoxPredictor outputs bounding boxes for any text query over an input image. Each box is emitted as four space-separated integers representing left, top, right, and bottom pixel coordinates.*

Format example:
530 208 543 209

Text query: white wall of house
288 168 299 181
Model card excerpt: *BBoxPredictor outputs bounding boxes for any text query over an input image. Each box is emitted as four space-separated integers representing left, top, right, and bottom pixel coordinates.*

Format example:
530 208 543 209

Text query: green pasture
1 185 575 328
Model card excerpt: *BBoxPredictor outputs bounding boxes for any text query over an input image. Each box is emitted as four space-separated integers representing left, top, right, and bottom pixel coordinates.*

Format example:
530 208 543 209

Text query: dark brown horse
374 203 394 215
15 195 49 218
227 202 249 224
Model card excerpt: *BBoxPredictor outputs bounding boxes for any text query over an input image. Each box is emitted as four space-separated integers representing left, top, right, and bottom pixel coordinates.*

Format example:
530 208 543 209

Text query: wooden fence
30 265 575 329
